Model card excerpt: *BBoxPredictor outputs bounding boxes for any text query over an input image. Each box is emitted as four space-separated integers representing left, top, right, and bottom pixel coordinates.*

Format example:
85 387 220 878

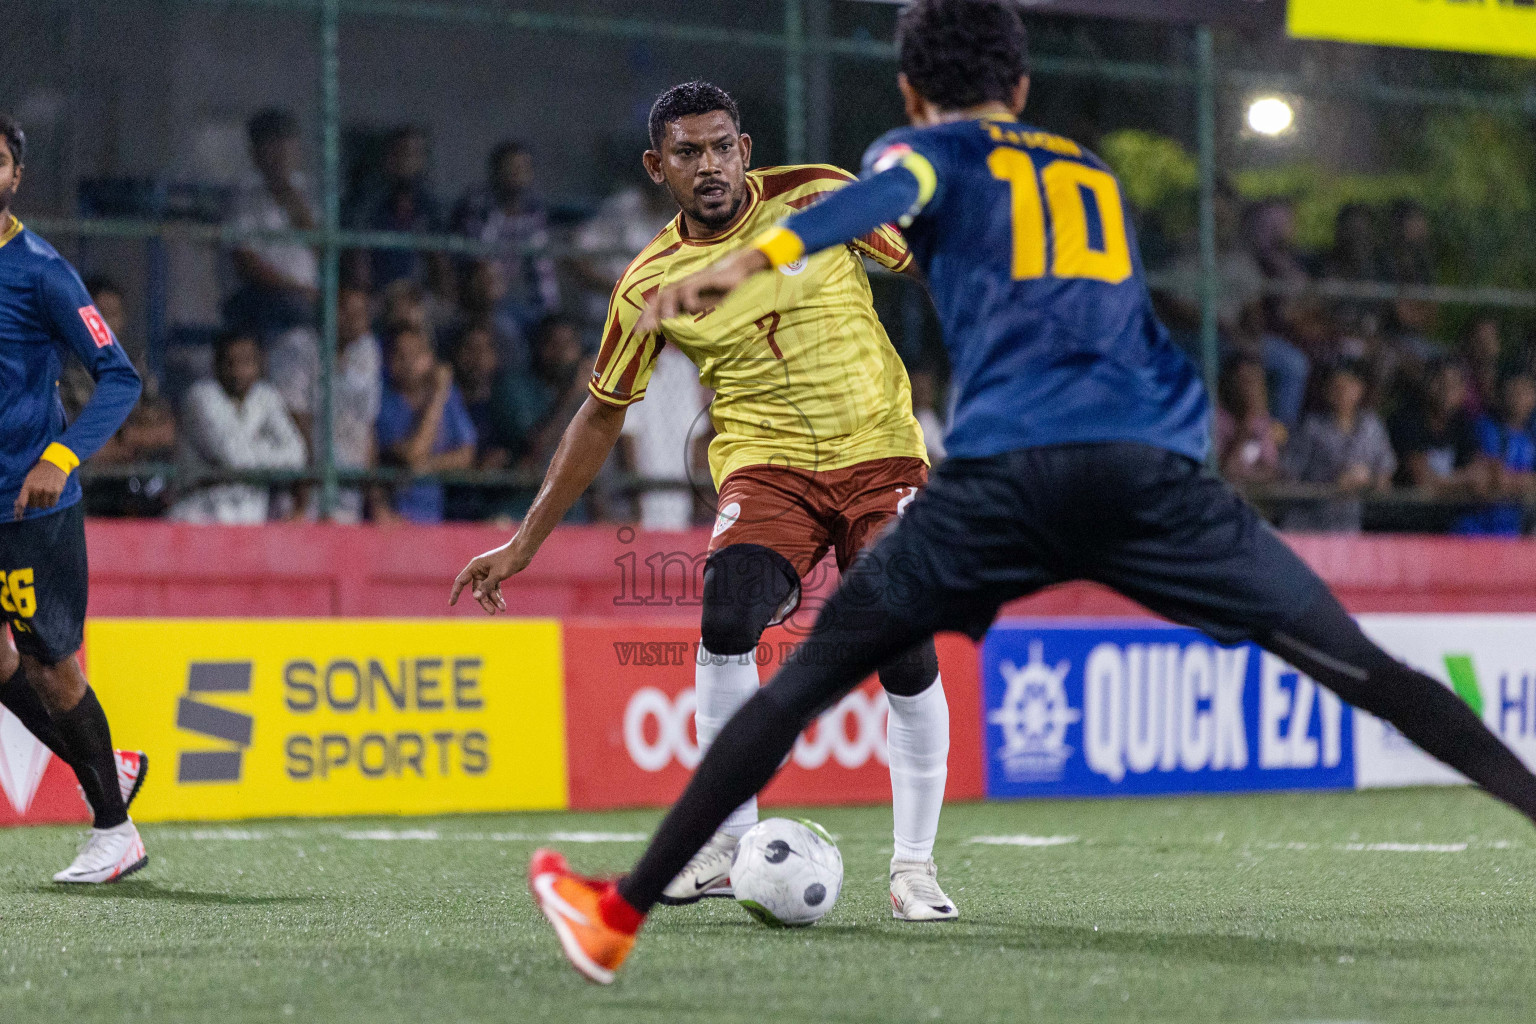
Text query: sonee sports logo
176 662 254 783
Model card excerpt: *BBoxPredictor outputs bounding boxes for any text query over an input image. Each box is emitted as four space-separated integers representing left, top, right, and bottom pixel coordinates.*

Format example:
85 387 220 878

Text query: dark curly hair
647 81 741 151
0 114 26 167
247 108 298 151
897 0 1030 111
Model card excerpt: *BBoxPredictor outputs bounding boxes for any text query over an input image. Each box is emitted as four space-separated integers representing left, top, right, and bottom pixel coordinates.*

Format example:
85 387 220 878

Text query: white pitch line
339 828 647 843
967 835 1079 847
1341 842 1468 853
158 827 648 843
341 829 442 841
544 831 649 843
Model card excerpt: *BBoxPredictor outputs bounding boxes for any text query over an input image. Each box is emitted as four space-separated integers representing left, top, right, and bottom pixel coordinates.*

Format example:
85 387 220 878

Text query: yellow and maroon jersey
590 164 926 487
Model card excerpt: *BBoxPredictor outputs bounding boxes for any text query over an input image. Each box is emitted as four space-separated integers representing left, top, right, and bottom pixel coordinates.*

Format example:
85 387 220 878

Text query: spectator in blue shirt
1224 300 1310 432
1457 372 1536 536
343 126 448 291
373 323 475 524
451 141 559 341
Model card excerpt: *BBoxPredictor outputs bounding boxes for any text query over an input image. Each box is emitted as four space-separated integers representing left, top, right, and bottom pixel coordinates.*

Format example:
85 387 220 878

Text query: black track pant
617 445 1536 913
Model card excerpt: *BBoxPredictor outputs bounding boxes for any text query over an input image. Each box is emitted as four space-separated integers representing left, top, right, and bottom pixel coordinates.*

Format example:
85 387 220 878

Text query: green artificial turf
2 788 1534 1023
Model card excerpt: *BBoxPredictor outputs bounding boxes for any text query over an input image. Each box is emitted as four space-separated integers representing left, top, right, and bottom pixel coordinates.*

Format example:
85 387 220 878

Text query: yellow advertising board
85 619 567 821
1289 0 1536 60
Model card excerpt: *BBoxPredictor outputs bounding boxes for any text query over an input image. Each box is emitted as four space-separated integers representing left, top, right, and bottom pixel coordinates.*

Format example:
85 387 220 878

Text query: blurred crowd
1155 184 1536 536
74 109 708 529
70 111 1536 535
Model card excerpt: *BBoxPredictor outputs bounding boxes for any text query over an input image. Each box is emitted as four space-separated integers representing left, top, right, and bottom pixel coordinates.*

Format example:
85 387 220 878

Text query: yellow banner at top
1290 0 1536 60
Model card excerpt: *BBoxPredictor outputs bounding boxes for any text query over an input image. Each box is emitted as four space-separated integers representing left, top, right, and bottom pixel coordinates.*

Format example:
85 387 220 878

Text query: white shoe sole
531 873 615 985
657 881 732 906
891 894 959 922
53 853 148 885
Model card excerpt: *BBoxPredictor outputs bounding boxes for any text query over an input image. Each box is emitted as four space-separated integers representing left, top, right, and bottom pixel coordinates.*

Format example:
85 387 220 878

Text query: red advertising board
0 711 91 826
561 620 984 810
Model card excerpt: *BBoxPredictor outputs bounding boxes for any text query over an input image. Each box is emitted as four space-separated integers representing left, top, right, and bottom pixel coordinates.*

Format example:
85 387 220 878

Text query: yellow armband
39 442 80 476
751 226 806 269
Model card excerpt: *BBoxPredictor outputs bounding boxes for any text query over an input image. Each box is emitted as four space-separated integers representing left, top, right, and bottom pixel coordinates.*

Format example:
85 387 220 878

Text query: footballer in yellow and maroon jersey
590 163 926 488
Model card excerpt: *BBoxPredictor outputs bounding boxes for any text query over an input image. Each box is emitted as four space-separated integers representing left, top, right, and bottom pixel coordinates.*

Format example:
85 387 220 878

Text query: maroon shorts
708 457 929 588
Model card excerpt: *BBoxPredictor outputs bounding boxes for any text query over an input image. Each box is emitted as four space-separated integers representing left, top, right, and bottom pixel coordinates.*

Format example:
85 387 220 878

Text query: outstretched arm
450 395 627 613
639 158 934 330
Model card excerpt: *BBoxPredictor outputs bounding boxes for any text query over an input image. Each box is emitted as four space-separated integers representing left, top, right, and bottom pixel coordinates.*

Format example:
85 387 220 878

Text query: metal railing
30 0 1536 523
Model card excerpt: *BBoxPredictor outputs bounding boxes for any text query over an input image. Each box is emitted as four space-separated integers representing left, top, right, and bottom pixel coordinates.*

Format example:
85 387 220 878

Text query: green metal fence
31 0 1536 520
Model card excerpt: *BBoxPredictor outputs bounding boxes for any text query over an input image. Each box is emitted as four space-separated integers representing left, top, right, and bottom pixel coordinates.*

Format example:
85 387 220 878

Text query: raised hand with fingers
449 540 532 615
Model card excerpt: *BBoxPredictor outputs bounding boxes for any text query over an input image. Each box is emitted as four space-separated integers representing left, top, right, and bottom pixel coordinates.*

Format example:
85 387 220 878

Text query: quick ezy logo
983 625 1356 800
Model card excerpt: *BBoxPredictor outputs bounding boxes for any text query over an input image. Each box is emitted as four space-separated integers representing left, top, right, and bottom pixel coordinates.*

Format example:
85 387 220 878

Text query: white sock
886 675 949 864
695 642 761 838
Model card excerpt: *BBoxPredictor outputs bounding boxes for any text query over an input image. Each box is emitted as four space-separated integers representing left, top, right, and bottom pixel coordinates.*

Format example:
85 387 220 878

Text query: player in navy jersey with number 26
0 114 150 883
530 0 1536 983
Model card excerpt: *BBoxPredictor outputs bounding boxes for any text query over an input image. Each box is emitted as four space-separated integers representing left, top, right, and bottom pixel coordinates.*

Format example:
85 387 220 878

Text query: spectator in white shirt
300 286 382 523
228 109 322 433
618 345 708 531
170 331 308 524
571 175 676 333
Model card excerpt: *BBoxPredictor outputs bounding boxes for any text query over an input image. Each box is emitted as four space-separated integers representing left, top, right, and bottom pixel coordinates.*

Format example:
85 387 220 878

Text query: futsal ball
732 817 843 927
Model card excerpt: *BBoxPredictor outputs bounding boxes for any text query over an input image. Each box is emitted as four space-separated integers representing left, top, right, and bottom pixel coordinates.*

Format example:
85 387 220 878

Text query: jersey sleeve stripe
592 314 627 378
757 165 856 201
594 326 646 390
588 380 645 408
615 335 662 396
857 229 907 263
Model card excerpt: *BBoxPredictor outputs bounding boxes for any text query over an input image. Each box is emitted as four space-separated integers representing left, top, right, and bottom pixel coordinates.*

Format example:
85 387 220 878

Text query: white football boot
52 821 148 884
74 750 149 817
658 830 738 905
890 858 959 922
116 750 148 809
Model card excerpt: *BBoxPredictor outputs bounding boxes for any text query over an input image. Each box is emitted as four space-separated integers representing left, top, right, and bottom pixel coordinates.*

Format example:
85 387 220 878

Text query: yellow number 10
986 147 1132 284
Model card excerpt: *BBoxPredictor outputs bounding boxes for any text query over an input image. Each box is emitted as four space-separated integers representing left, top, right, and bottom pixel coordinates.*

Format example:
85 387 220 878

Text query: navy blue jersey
769 115 1209 463
0 217 142 518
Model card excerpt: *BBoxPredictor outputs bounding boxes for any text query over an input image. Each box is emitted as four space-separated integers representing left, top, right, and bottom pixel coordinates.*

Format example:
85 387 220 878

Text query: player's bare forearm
638 248 770 332
515 396 627 557
449 394 626 612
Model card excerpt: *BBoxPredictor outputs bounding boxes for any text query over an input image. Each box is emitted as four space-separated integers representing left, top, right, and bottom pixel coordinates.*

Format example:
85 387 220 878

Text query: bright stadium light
1247 96 1295 137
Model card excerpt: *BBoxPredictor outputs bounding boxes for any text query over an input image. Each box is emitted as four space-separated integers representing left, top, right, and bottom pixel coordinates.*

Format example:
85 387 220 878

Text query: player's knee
700 544 799 656
877 639 939 698
699 602 768 657
22 653 85 715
